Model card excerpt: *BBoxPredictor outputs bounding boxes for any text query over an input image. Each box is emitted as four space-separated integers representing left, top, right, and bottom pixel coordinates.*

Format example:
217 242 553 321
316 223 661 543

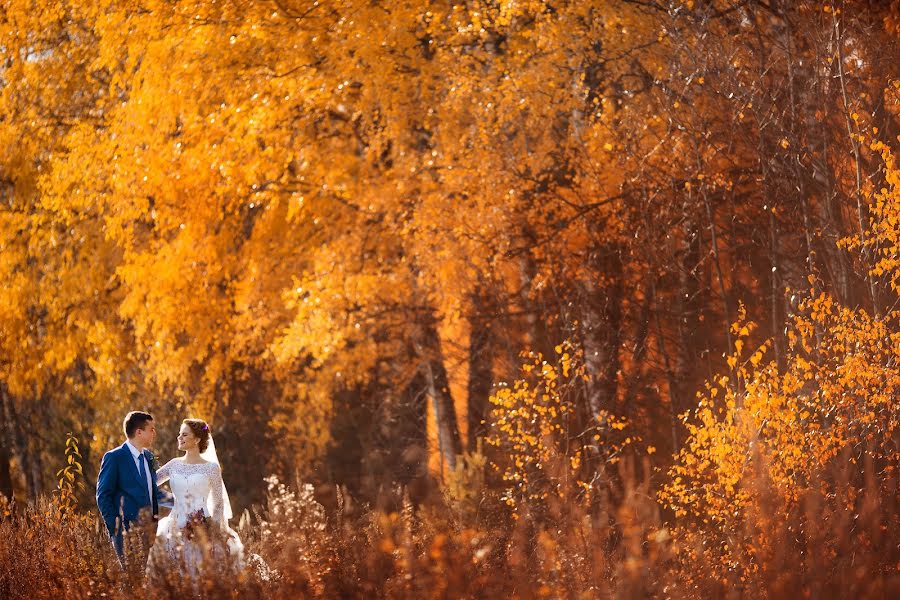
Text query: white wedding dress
149 459 244 575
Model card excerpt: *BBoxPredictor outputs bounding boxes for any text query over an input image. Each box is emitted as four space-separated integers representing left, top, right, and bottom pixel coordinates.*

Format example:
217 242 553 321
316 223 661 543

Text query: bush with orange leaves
662 144 900 587
486 341 634 516
842 143 900 294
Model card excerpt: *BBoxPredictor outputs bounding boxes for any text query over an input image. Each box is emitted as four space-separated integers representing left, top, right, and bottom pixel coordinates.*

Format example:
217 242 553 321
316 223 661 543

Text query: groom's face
134 421 157 448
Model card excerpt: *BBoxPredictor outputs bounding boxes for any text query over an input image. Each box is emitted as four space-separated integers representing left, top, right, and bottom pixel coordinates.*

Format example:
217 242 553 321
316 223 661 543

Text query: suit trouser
109 508 157 569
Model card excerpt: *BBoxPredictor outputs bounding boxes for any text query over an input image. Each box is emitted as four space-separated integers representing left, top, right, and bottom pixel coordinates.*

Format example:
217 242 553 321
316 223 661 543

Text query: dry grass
0 453 897 600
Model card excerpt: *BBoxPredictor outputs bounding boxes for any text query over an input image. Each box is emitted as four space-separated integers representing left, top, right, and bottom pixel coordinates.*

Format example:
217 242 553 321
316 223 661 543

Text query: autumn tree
661 130 900 582
0 0 897 526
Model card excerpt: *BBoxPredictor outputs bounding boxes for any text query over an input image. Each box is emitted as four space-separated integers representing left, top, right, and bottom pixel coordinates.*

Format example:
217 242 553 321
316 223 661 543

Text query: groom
96 411 161 559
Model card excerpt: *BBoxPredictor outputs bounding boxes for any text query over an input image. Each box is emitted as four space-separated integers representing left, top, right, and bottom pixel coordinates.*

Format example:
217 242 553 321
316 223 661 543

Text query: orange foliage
487 342 633 513
662 149 900 579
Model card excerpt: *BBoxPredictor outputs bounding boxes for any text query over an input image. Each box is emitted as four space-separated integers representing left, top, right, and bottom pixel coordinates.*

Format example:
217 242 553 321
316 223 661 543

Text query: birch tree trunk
418 315 462 475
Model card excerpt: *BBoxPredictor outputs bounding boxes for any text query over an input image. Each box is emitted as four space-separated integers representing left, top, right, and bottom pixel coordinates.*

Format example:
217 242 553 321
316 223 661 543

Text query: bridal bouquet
182 509 212 540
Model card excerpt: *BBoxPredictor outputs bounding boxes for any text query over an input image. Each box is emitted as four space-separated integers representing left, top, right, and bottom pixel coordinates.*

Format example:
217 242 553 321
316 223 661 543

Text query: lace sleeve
156 459 176 484
208 464 225 526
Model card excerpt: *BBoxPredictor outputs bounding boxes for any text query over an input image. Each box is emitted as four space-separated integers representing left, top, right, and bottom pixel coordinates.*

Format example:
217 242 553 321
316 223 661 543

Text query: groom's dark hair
124 411 154 438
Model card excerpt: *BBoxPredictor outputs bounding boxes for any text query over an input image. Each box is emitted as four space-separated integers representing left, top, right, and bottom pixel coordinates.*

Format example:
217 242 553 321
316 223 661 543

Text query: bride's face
177 424 198 451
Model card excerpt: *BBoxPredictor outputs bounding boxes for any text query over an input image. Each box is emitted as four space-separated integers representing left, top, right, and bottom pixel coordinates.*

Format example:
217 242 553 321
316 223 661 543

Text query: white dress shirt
125 439 154 503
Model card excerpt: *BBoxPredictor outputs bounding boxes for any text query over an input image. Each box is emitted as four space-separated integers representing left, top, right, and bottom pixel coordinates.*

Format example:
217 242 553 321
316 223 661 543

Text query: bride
148 418 244 576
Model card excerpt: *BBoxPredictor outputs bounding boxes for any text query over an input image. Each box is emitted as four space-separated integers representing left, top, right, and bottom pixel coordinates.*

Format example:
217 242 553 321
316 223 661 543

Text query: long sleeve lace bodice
155 459 226 526
209 464 225 524
149 457 243 577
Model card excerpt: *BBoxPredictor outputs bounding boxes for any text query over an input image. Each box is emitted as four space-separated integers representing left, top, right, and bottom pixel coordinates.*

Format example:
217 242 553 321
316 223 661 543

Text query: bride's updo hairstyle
183 418 211 453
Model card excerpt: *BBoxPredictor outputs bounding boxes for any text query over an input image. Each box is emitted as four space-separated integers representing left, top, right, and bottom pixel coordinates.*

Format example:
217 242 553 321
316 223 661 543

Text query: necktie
138 453 150 501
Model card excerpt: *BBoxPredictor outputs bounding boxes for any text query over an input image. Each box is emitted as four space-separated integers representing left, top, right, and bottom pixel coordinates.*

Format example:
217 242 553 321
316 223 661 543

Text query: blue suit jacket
96 443 160 540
